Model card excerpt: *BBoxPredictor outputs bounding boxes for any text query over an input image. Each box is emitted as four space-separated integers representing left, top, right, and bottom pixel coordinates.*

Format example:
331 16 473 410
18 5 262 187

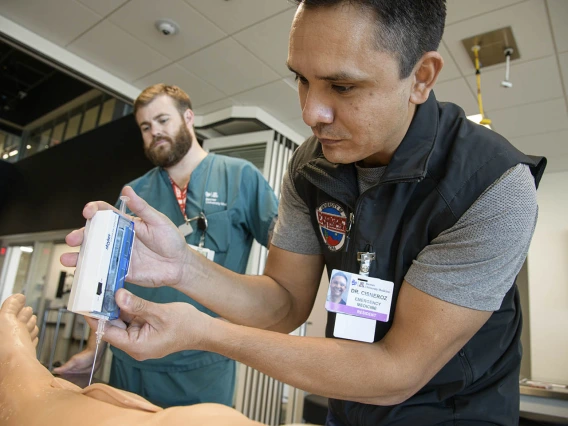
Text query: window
80 106 100 134
64 114 81 141
51 122 66 146
98 99 116 126
40 129 52 150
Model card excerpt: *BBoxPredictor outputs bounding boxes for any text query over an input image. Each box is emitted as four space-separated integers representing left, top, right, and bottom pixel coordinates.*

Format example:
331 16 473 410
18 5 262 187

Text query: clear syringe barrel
119 195 129 215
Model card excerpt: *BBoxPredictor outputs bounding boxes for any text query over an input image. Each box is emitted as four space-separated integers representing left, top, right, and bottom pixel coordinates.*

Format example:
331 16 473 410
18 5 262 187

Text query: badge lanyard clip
195 213 208 248
181 213 208 246
196 155 214 248
356 245 375 277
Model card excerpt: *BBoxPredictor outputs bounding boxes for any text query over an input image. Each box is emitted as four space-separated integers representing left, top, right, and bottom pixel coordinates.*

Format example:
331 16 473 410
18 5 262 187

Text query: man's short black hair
292 0 446 79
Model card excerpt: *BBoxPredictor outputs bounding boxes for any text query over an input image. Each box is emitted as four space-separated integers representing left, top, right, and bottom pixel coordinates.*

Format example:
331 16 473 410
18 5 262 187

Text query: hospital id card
325 270 394 323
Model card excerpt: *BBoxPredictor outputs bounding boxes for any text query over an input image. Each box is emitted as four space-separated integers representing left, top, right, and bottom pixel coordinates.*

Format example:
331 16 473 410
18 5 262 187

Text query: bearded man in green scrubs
54 84 279 408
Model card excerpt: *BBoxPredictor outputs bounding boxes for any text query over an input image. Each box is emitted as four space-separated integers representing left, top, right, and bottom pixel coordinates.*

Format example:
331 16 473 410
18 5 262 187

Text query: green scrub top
111 153 278 372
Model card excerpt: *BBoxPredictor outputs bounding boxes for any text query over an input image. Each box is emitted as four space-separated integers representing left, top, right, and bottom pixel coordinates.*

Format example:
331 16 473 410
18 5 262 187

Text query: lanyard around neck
168 154 215 221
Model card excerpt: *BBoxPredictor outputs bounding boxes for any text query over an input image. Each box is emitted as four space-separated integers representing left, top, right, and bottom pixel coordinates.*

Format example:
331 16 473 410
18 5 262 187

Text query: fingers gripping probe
88 196 130 386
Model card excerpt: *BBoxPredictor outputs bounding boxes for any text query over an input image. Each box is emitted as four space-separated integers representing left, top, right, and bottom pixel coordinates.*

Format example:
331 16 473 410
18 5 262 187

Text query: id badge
326 269 394 322
188 243 215 261
179 221 193 237
334 314 376 343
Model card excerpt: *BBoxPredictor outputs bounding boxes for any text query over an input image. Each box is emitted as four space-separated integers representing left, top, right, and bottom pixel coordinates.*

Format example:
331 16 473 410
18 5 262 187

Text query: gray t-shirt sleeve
272 170 323 255
405 164 538 311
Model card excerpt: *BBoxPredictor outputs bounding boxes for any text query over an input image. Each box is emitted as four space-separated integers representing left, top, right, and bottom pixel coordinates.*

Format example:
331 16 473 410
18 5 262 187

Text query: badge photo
325 269 394 323
326 270 350 306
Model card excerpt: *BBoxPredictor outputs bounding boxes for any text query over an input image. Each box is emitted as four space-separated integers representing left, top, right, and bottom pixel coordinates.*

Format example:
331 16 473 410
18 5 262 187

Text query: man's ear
183 108 195 127
409 51 444 105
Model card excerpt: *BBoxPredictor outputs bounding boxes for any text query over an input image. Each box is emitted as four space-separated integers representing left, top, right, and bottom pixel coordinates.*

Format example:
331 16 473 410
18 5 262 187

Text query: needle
88 318 106 386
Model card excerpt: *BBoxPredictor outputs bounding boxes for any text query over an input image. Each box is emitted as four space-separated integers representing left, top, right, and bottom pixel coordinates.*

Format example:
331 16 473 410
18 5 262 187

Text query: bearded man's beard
144 123 193 168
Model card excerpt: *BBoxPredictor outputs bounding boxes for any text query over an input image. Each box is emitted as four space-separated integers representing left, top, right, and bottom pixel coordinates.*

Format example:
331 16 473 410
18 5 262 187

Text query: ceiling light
467 114 492 130
20 246 34 253
8 149 18 156
2 154 8 159
26 145 31 149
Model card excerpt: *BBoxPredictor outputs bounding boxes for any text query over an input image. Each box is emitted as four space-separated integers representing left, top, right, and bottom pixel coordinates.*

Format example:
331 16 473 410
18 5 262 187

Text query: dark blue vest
290 92 546 425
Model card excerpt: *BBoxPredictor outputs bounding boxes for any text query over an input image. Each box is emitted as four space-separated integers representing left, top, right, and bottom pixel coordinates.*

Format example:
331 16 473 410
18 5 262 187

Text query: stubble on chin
320 144 351 165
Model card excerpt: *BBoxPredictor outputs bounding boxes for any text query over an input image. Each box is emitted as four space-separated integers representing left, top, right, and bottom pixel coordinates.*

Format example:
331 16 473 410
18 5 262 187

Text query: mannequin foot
0 294 39 361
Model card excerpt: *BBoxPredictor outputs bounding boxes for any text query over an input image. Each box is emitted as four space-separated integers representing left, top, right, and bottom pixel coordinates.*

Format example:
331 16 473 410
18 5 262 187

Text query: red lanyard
168 176 188 220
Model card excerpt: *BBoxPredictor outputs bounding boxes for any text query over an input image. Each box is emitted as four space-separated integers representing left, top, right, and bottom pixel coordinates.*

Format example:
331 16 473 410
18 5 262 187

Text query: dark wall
0 114 153 236
0 160 22 212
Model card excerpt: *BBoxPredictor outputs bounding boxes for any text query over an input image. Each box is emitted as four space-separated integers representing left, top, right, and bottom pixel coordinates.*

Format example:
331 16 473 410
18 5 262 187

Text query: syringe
119 195 129 215
87 196 130 386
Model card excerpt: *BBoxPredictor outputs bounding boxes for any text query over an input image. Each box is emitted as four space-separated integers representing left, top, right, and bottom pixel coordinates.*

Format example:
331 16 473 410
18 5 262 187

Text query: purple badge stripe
325 302 389 322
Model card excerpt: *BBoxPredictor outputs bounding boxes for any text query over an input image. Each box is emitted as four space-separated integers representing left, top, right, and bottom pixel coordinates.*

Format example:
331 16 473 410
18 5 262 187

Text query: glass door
0 245 32 303
0 242 55 313
24 242 55 314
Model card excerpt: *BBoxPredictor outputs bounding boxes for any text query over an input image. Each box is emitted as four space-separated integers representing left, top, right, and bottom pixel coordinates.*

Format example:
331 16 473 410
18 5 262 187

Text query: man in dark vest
62 0 546 424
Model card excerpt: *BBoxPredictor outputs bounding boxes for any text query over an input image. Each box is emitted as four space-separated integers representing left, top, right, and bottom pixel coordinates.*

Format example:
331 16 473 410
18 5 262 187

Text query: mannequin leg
0 294 261 426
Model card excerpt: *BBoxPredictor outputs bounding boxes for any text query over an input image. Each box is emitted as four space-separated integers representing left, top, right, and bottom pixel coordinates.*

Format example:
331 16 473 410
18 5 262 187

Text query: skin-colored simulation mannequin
0 294 262 426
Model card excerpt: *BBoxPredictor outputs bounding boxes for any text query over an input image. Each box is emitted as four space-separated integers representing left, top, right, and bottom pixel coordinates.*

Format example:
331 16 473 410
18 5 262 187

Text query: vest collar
379 90 438 184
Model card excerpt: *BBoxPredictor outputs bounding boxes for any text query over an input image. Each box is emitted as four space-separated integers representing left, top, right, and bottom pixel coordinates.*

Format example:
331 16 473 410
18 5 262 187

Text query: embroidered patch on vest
316 202 347 251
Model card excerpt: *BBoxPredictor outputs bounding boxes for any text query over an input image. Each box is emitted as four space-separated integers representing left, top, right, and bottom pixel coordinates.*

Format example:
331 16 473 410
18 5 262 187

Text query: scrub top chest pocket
198 210 232 265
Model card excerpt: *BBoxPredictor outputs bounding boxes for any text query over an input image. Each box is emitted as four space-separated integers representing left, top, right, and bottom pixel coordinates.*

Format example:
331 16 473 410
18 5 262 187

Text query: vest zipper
341 212 354 270
458 349 473 387
343 194 366 272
